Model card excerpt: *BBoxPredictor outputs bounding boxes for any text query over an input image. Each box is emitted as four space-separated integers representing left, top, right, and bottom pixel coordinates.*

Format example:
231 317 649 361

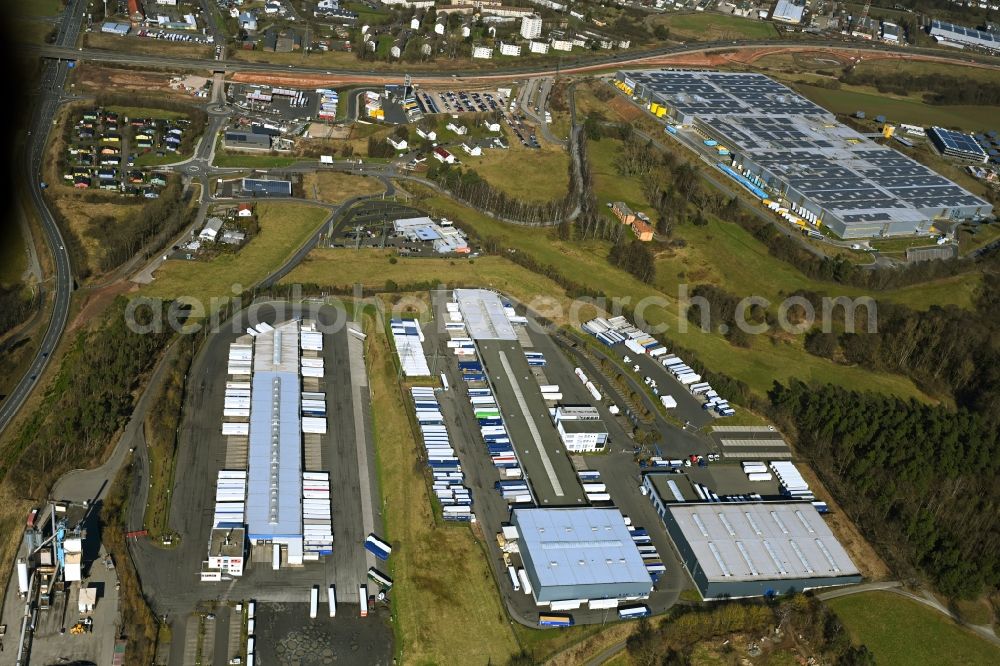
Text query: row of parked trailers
770 460 814 501
391 318 431 377
303 472 333 558
584 317 666 359
576 469 612 506
585 314 736 418
410 386 474 521
573 367 603 403
660 355 733 417
213 470 246 528
628 525 666 583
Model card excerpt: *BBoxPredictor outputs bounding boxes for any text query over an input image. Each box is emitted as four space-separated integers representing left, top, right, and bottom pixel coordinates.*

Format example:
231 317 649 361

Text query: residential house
611 201 636 225
632 219 654 242
237 203 254 217
432 147 456 163
446 122 468 135
416 127 437 141
387 136 409 150
472 44 493 59
460 142 481 156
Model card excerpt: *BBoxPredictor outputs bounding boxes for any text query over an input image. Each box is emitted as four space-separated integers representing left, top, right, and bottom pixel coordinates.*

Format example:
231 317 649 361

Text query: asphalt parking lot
254 601 393 666
417 89 506 115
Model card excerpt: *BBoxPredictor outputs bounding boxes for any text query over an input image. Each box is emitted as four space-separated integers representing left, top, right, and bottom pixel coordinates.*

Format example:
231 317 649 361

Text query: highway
0 0 85 436
27 36 1000 83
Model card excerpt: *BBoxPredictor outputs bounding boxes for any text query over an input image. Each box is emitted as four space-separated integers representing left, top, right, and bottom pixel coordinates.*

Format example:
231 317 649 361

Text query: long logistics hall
205 319 333 578
614 69 992 238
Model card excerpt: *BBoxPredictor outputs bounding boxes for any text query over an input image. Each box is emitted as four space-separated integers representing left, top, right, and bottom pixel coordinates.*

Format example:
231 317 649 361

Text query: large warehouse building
204 319 333 578
661 502 861 599
513 508 653 604
615 69 992 238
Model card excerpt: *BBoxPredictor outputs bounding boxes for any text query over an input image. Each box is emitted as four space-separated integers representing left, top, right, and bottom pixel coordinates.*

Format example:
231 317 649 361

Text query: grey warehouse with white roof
662 502 861 600
616 70 992 238
513 508 653 604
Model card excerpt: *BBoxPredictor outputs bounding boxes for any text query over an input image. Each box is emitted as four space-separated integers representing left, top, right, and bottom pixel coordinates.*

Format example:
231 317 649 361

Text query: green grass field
107 105 188 121
14 0 63 17
827 592 1000 666
468 137 570 203
588 138 649 211
791 83 999 132
366 312 518 664
851 59 1000 85
658 13 780 41
141 202 329 308
404 185 933 402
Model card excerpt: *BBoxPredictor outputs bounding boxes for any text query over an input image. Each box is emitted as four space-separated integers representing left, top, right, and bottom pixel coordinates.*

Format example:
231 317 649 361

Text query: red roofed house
432 147 455 164
237 203 254 217
631 219 653 242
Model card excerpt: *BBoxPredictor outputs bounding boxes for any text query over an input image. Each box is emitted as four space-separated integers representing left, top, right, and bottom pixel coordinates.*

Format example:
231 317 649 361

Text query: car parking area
416 89 507 115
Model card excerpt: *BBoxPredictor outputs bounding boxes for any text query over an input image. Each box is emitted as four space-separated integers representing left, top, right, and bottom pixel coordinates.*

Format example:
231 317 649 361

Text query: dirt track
229 44 1000 88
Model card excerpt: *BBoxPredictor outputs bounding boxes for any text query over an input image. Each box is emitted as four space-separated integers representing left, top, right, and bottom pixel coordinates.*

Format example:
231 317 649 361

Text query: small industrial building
553 406 608 453
242 178 292 196
513 508 653 604
659 502 860 599
224 131 272 151
206 527 246 578
393 216 470 253
771 0 804 24
927 127 989 163
616 69 992 238
200 216 224 241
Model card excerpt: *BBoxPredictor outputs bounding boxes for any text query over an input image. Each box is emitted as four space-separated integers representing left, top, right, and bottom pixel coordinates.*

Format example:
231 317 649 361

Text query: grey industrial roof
619 70 990 225
514 508 651 589
667 502 859 583
478 340 587 506
454 288 517 341
225 132 272 149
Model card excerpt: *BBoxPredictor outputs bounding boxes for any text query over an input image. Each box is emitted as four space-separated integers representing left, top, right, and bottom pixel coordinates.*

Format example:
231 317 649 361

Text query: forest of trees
769 381 999 598
82 176 195 272
0 286 39 338
840 69 1000 106
0 298 175 497
795 271 1000 421
609 238 656 283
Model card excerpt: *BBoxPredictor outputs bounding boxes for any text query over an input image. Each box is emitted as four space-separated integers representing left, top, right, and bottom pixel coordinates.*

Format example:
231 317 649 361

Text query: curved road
0 0 84 436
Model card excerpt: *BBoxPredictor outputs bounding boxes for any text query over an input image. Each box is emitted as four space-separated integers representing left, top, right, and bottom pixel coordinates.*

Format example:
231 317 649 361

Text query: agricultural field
827 591 1000 666
653 13 780 41
365 312 518 664
141 202 329 308
405 184 933 402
